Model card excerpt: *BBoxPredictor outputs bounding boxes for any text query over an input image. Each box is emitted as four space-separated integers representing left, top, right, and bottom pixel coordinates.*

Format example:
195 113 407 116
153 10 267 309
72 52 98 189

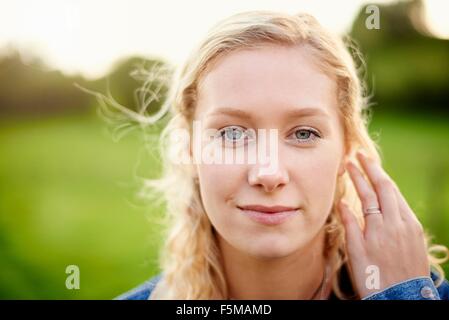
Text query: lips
237 204 299 214
237 204 300 226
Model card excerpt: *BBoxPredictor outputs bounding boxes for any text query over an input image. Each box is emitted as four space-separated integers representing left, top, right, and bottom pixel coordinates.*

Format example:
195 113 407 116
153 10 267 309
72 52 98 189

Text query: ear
337 152 349 177
337 162 345 177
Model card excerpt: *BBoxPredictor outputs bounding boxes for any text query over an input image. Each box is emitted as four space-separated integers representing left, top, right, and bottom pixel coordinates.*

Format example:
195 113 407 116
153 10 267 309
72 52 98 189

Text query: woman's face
192 44 346 259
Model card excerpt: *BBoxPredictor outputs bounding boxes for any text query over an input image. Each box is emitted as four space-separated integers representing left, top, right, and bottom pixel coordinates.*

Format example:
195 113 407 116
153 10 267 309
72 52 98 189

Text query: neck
219 227 332 300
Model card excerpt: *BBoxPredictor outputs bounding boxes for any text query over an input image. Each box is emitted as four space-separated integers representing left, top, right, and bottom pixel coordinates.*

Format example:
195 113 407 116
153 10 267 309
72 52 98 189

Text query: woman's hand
338 150 430 299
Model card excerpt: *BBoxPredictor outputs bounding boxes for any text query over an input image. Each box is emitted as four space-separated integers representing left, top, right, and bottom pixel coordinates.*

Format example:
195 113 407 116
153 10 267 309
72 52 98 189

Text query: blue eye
215 126 320 146
224 127 243 140
216 126 254 147
289 128 321 144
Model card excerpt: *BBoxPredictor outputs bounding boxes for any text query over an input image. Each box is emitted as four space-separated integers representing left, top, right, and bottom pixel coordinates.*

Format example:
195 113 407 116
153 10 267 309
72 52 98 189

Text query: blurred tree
0 50 91 116
349 0 449 114
0 49 171 119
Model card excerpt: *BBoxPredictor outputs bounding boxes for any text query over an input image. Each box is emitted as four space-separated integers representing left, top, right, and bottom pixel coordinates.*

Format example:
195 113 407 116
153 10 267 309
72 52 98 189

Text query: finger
391 180 420 224
345 159 383 234
356 151 401 225
338 200 365 255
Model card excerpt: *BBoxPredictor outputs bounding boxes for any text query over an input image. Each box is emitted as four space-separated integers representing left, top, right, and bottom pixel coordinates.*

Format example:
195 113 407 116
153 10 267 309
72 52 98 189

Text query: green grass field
0 112 448 299
0 114 164 299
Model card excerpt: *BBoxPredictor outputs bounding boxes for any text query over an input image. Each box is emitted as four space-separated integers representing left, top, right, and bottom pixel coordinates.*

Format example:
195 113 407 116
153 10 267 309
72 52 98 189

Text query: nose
248 163 290 193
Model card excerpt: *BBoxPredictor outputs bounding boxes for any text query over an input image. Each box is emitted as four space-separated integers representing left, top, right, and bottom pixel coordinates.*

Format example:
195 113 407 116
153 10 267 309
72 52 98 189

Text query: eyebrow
205 106 331 120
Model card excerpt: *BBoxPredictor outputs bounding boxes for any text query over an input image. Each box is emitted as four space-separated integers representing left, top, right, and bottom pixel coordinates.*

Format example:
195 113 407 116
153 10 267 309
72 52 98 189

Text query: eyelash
287 127 322 144
216 126 254 146
216 126 321 145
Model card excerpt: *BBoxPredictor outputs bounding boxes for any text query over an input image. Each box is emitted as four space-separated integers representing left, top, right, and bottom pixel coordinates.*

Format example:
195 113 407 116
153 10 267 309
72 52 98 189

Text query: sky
0 0 448 79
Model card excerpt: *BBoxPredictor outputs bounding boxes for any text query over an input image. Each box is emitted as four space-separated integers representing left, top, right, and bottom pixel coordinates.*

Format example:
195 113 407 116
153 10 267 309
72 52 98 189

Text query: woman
115 10 449 300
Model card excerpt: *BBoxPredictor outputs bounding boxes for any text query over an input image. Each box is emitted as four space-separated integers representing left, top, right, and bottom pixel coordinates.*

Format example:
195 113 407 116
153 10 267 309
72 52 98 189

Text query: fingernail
345 159 352 168
358 150 371 161
345 160 355 172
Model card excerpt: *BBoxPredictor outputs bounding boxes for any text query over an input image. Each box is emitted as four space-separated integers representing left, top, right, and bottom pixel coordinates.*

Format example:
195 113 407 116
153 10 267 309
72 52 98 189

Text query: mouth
237 204 299 213
237 204 300 226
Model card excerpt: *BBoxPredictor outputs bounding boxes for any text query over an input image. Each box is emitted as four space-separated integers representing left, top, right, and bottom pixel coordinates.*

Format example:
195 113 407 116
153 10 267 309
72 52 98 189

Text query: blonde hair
87 10 448 299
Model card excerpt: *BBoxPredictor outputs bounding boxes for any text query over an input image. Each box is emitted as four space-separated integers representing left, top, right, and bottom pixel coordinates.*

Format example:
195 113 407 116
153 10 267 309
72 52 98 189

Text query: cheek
196 164 249 243
291 148 341 215
197 163 246 212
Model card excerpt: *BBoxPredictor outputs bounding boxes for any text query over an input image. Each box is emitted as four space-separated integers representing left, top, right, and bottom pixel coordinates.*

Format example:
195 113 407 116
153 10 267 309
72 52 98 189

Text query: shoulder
114 274 163 300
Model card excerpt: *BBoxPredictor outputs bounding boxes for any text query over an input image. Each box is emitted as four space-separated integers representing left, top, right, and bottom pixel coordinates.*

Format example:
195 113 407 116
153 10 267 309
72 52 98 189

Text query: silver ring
364 206 382 216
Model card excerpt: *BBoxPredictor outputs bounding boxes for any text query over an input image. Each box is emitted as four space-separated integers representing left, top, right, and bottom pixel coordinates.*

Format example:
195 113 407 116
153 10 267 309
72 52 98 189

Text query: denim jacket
115 264 449 300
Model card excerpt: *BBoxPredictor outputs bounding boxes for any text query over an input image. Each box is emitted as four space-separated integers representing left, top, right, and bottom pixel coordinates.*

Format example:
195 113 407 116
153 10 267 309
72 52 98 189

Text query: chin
244 236 300 259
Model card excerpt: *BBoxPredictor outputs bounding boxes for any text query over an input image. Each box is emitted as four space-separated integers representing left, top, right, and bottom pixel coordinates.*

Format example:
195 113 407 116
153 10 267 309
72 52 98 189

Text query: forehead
195 44 339 122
